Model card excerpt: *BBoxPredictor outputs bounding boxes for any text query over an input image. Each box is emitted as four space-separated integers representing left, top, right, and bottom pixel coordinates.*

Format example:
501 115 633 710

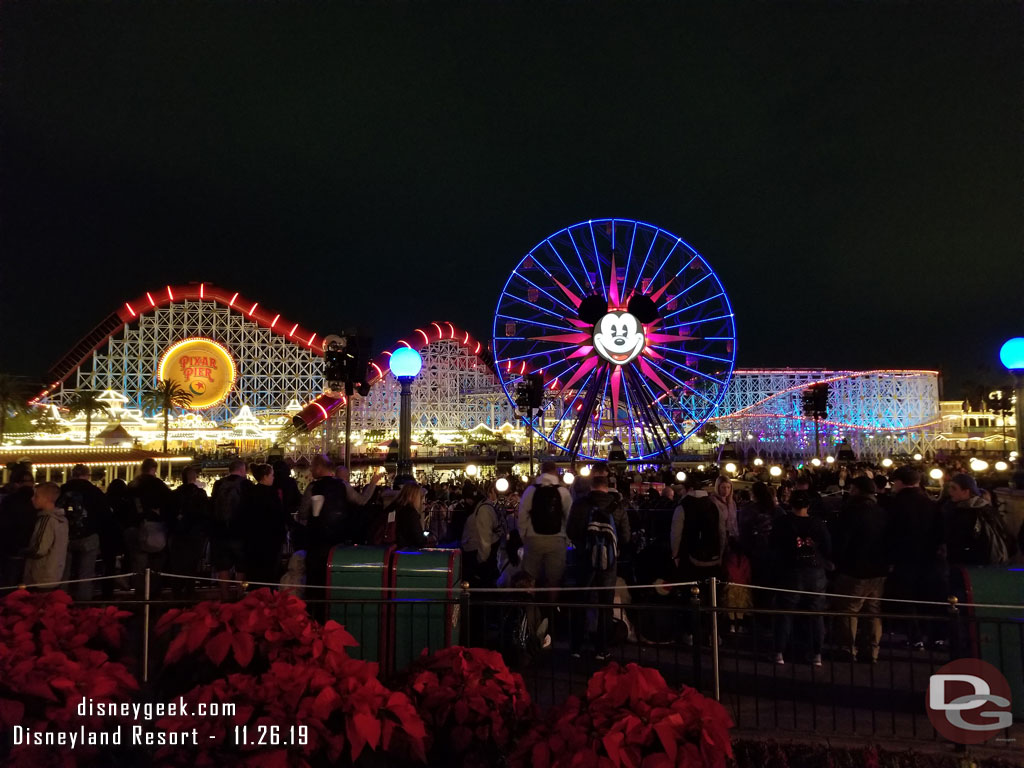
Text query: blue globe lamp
389 347 423 481
1000 337 1024 479
389 347 423 379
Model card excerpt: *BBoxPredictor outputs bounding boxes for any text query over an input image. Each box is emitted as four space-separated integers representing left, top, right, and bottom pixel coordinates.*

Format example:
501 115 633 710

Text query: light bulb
495 477 510 493
579 465 591 477
769 466 782 478
563 471 575 485
724 462 737 475
675 470 686 482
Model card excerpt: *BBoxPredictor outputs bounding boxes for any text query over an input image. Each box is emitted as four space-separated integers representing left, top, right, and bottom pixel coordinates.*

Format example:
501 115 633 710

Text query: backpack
530 484 564 535
59 490 91 541
973 507 1015 565
212 477 243 526
584 499 619 573
684 497 722 563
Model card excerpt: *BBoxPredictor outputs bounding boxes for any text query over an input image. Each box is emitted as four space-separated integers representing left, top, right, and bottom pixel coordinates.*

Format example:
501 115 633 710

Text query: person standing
883 466 944 649
209 459 251 599
518 461 572 591
567 471 625 660
671 477 725 645
0 469 38 587
22 483 69 590
299 455 348 604
58 464 110 602
168 466 209 598
710 475 739 541
831 476 891 663
461 480 503 589
127 458 173 597
243 464 289 587
771 491 831 666
942 473 1015 567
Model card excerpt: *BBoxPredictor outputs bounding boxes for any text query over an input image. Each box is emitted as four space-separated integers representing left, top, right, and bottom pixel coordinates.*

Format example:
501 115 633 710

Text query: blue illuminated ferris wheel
492 218 737 462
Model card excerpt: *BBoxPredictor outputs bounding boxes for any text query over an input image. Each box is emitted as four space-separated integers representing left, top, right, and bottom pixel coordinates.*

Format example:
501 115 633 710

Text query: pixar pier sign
157 338 237 409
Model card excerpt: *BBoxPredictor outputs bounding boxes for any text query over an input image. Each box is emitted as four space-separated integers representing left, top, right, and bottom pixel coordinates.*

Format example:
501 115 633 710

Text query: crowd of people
0 454 1021 669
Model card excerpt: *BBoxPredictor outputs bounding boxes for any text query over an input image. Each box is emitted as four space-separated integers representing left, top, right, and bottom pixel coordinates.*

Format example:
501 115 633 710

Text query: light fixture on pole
389 347 422 482
999 337 1024 468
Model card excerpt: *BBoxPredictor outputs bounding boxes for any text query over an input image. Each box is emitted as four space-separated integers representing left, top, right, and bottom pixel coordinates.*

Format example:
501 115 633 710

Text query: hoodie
23 507 69 587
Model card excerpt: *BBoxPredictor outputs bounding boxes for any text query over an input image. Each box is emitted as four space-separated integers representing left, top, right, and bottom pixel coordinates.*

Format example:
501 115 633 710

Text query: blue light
999 337 1024 372
389 347 422 378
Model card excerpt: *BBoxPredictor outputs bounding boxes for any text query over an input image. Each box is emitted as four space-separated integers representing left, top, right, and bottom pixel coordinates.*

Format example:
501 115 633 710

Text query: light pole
999 338 1024 467
389 347 422 482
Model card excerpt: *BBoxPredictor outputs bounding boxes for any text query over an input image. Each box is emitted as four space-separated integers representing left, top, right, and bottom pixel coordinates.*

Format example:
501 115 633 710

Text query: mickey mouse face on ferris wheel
592 312 646 366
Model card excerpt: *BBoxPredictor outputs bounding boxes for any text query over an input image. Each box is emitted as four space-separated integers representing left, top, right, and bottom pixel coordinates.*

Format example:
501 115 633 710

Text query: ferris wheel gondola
492 218 737 462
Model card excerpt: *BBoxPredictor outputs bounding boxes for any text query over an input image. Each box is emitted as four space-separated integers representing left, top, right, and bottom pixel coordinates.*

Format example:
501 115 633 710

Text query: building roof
0 446 192 469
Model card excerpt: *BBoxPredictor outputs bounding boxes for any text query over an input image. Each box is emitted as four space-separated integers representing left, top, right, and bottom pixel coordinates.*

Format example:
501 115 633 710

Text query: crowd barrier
3 570 1022 749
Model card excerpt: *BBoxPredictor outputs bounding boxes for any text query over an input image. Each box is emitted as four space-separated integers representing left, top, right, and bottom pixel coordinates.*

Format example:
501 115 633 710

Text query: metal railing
4 572 1022 750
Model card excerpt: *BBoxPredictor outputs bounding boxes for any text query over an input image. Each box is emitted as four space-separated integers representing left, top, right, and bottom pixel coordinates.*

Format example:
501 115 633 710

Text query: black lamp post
389 347 422 482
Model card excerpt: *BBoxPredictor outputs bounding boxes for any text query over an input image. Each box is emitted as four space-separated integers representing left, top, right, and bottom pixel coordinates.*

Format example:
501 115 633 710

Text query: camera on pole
322 332 374 470
514 373 545 409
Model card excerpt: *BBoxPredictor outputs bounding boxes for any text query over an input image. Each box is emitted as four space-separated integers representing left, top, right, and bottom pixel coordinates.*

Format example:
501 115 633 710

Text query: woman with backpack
460 481 503 590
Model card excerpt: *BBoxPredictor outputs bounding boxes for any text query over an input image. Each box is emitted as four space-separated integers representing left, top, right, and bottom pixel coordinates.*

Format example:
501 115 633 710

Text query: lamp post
999 338 1024 468
389 347 422 482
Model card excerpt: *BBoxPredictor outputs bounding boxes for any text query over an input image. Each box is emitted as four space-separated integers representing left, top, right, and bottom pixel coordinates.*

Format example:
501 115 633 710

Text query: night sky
1 2 1021 397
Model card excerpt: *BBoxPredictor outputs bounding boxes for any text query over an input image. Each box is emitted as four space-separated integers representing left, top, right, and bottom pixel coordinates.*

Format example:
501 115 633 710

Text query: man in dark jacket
168 466 209 597
127 458 173 597
881 466 944 648
0 469 38 587
831 476 890 662
942 473 1013 567
210 459 251 599
59 464 111 602
567 471 628 659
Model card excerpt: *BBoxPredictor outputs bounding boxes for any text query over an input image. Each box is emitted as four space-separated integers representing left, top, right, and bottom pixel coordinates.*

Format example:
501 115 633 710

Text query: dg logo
926 658 1013 744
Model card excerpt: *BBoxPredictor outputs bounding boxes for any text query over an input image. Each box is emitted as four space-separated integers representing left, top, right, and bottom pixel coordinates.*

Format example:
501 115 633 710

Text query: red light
314 402 329 420
248 302 258 316
370 362 383 379
432 322 443 339
446 322 455 338
474 342 481 354
166 285 174 300
382 350 393 357
463 331 470 344
397 340 411 349
307 332 317 347
124 303 136 317
229 293 238 307
270 314 280 328
146 292 155 307
415 329 430 346
288 324 298 337
199 283 205 298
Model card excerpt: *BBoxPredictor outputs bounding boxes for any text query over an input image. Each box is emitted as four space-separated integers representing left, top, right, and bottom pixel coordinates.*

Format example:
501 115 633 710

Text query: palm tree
66 390 111 444
142 380 193 452
0 374 30 446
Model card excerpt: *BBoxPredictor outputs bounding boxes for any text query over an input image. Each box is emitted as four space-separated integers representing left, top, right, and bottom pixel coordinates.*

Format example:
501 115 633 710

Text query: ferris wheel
492 218 737 462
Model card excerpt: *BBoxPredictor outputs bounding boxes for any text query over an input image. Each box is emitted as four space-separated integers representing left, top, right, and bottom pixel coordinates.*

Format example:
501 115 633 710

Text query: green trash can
327 545 394 662
391 548 462 671
960 565 1024 718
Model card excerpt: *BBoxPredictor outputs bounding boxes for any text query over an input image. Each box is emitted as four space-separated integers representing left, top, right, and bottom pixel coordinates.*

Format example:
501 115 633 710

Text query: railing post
947 595 961 659
459 580 471 646
710 576 720 701
690 584 703 690
143 568 151 683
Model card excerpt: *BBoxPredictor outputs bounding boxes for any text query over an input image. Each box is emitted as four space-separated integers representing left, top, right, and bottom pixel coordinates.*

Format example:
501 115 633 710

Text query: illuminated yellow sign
157 338 236 410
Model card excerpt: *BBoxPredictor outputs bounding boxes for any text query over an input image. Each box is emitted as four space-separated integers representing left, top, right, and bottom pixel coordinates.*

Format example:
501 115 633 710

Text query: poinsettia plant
509 663 733 768
0 589 138 768
399 646 533 768
152 588 427 767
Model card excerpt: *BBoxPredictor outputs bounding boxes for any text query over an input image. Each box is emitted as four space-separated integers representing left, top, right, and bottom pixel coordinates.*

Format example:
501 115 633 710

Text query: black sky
1 1 1021 395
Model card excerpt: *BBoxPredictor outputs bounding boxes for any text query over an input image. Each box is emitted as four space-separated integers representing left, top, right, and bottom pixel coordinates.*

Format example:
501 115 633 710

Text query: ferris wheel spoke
511 272 580 316
593 372 611 439
587 221 608 299
644 237 683 295
658 272 716 313
631 369 692 440
500 291 578 326
662 313 735 332
543 239 588 298
623 368 674 458
643 358 718 408
656 356 727 388
565 228 596 293
496 313 578 336
496 343 581 365
662 290 725 318
545 368 598 446
629 227 662 296
652 346 733 365
621 221 639 295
